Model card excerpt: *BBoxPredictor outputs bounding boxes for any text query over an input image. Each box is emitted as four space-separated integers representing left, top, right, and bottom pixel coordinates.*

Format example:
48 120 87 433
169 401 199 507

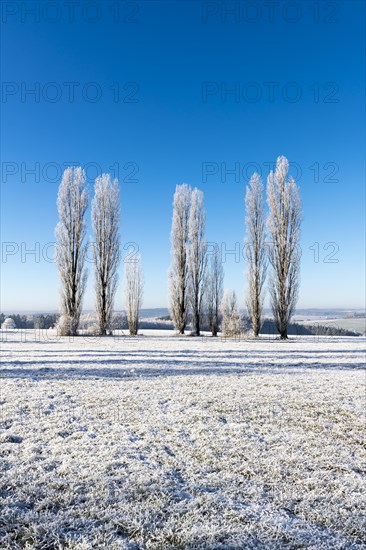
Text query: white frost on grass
0 330 365 549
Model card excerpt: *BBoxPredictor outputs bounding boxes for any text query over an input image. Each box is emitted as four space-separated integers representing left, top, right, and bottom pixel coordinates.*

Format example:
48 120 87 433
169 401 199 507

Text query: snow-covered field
1 330 365 549
301 317 366 335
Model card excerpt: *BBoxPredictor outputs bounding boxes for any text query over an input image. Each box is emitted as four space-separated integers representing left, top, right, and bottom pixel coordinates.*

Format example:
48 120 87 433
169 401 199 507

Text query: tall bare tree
188 188 207 336
55 167 89 336
245 172 267 337
206 245 224 336
124 254 144 335
169 184 191 334
267 156 302 339
92 174 120 335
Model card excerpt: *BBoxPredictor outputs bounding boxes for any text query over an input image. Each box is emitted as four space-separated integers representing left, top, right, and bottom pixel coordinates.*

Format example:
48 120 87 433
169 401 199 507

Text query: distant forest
0 313 58 329
0 312 361 337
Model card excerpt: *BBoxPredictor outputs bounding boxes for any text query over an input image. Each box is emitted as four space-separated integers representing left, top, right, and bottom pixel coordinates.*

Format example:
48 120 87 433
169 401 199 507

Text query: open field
300 318 366 335
0 330 365 549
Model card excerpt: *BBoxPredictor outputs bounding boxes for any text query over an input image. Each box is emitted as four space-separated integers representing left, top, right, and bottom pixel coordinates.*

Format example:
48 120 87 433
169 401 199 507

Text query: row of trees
0 313 59 330
169 156 302 339
249 155 301 339
168 184 226 337
55 155 301 339
55 167 143 336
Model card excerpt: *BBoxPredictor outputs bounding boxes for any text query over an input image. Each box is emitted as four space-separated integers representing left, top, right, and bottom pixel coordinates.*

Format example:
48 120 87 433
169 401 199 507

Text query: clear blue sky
1 0 365 311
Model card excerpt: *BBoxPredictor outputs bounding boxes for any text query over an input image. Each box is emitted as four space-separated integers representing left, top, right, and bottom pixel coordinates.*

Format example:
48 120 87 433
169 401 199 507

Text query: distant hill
139 308 170 319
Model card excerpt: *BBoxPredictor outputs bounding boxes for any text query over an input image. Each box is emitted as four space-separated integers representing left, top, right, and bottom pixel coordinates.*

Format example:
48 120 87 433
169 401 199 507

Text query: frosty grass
1 330 365 549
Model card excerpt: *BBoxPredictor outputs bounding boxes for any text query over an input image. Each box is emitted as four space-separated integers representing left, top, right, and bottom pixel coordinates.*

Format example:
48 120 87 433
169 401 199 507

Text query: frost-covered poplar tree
245 172 267 337
169 184 192 334
92 174 120 335
267 156 302 339
206 245 224 336
221 290 242 337
124 254 144 336
188 188 207 336
55 167 89 336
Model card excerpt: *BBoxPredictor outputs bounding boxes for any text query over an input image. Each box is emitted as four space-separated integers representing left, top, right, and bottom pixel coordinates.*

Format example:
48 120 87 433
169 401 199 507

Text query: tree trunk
195 314 200 336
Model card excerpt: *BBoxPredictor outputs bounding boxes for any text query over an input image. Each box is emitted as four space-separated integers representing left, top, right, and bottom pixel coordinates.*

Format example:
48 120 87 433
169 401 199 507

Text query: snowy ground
0 330 365 549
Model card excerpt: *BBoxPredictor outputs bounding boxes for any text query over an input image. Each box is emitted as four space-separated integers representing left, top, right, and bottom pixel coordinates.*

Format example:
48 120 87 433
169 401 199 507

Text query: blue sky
1 0 365 311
